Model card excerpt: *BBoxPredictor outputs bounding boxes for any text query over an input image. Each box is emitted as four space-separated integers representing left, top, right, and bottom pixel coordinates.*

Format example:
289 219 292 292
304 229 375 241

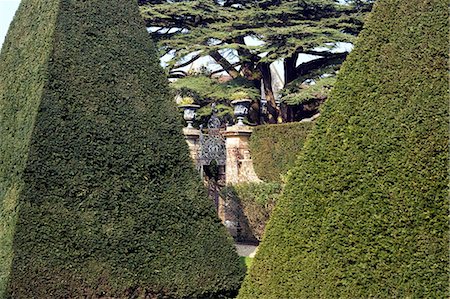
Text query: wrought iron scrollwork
198 104 226 168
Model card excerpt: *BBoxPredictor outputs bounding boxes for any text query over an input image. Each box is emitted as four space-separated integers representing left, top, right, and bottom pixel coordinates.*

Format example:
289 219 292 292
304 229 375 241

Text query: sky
0 0 20 49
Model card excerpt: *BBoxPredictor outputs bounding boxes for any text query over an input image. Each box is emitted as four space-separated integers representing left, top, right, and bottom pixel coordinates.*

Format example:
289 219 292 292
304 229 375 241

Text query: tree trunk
284 53 298 85
259 62 281 124
209 50 240 78
248 100 261 125
281 54 300 122
235 36 261 80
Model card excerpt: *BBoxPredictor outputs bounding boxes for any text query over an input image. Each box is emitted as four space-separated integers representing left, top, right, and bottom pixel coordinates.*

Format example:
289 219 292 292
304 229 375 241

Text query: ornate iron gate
198 107 226 172
197 106 226 210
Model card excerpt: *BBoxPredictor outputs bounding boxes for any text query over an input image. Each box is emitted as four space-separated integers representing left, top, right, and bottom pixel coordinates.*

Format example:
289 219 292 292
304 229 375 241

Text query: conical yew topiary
238 0 448 298
0 0 244 297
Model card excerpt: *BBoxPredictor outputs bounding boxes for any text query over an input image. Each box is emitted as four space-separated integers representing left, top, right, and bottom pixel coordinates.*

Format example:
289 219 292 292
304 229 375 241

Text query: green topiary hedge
0 0 244 298
249 122 314 182
238 0 448 298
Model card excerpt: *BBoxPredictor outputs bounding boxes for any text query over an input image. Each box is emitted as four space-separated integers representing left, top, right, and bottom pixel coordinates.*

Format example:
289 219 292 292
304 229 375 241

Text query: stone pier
183 124 261 240
223 125 261 185
182 127 201 163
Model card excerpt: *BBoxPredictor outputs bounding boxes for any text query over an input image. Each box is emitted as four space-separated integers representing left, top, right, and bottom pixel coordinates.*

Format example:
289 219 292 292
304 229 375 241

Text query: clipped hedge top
239 0 448 298
0 0 244 298
249 122 314 182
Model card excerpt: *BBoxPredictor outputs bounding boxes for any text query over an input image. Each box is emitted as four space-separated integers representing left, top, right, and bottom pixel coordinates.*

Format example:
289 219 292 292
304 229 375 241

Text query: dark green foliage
141 0 369 67
222 182 282 241
240 257 253 271
0 0 61 295
238 0 449 298
0 0 244 298
141 0 373 122
172 76 260 104
249 122 315 182
282 76 336 105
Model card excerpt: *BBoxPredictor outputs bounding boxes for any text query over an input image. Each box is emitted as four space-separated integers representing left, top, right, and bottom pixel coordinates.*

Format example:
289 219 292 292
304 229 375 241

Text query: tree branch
209 50 241 78
302 50 349 58
168 70 188 78
295 52 348 77
209 63 242 76
172 54 203 69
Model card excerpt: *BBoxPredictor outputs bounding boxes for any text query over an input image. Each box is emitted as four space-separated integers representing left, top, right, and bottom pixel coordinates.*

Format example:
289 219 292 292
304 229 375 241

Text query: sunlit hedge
239 0 448 297
249 122 314 182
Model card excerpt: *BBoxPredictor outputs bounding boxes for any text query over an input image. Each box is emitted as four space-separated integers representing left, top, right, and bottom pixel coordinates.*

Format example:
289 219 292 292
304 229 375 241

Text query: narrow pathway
234 243 258 257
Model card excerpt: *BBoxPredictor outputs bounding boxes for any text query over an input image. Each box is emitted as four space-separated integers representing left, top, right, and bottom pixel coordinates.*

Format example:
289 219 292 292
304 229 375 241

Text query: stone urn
179 104 200 129
231 99 251 126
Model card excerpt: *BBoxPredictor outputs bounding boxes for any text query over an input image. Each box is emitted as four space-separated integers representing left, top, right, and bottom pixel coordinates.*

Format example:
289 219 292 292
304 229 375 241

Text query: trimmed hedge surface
0 0 244 298
249 122 314 182
238 0 448 298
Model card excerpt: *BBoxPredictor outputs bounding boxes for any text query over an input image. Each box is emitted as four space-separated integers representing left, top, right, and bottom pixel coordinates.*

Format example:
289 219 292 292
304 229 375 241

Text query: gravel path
234 243 258 257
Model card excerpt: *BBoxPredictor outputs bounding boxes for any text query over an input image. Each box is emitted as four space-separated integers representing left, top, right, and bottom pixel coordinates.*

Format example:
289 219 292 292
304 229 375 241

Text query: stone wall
183 124 261 241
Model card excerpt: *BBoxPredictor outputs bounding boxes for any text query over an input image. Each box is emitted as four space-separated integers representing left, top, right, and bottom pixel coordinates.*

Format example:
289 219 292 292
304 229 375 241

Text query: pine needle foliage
238 0 449 297
172 76 259 104
282 76 337 105
0 0 244 298
140 0 369 66
140 0 373 123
